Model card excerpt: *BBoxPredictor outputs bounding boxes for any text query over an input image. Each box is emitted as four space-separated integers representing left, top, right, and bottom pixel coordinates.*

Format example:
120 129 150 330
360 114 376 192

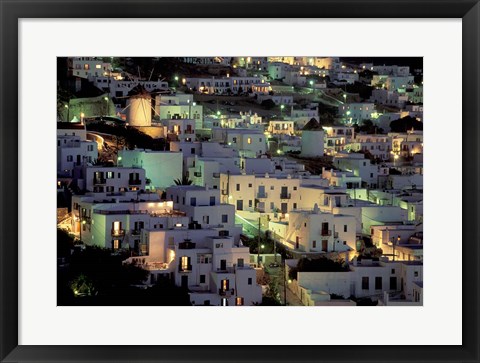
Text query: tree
69 274 97 297
260 99 276 110
389 116 423 133
174 175 193 185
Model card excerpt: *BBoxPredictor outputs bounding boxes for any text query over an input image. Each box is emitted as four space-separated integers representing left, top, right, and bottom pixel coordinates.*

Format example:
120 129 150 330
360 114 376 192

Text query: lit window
181 256 189 271
95 64 101 69
247 137 252 144
235 297 244 306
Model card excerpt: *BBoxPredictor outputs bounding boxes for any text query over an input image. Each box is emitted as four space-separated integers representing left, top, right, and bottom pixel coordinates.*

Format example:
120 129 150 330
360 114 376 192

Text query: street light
104 96 109 116
309 80 314 88
343 93 347 103
280 104 285 118
64 104 69 122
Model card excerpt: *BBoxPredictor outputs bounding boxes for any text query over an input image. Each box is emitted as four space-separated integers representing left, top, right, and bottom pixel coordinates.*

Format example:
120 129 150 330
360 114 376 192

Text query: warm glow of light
175 223 182 227
169 250 176 263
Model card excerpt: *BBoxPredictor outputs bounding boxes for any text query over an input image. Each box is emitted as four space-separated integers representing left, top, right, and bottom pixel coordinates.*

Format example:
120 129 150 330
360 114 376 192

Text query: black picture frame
1 1 478 362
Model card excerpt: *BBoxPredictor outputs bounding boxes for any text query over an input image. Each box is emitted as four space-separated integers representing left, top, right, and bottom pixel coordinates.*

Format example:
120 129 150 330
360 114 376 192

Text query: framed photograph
1 1 479 362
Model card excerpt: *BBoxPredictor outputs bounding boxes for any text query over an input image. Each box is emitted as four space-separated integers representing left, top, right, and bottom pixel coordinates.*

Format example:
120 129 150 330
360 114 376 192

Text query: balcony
194 172 202 177
94 178 106 185
179 264 193 273
321 230 332 236
219 288 235 296
256 192 268 199
128 179 142 185
280 193 291 199
111 229 125 237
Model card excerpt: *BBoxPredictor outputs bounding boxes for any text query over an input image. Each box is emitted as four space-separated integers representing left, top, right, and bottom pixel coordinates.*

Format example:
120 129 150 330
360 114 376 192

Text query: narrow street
264 265 304 306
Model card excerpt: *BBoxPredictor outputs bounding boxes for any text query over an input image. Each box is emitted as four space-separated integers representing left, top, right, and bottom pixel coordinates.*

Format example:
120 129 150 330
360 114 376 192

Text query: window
391 269 395 274
190 197 196 206
293 186 297 190
66 155 73 162
221 214 228 223
236 183 240 191
248 183 252 188
106 171 114 179
200 275 206 284
312 240 316 248
237 258 244 267
181 256 190 271
248 200 253 208
95 64 101 69
414 271 419 277
344 225 348 232
362 277 369 290
203 215 210 224
210 196 215 206
375 277 382 290
270 185 274 190
248 278 252 285
221 279 229 291
247 137 252 144
112 239 120 250
235 297 244 306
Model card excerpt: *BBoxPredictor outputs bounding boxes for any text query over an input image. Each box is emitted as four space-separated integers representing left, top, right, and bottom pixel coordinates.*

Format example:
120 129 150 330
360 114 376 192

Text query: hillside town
57 56 423 306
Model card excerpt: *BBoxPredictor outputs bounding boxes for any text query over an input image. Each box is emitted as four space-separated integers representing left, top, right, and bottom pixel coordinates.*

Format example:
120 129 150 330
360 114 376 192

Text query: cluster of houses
57 56 423 306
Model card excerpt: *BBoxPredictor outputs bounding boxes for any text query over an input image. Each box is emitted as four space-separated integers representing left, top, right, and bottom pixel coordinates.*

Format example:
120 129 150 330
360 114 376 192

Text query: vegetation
288 257 349 280
354 119 384 134
241 233 292 260
57 230 190 306
174 175 193 185
260 99 277 110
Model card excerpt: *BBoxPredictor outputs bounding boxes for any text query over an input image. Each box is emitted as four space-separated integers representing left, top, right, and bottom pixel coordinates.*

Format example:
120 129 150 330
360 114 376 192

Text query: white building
373 65 411 77
338 103 376 123
287 257 423 303
92 76 168 98
212 128 267 158
281 207 356 253
71 192 184 251
166 185 241 237
323 126 355 155
78 166 147 193
291 107 319 128
69 57 112 79
155 94 203 123
185 76 266 94
370 89 408 108
345 134 392 161
57 133 98 177
334 152 388 188
220 173 301 214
